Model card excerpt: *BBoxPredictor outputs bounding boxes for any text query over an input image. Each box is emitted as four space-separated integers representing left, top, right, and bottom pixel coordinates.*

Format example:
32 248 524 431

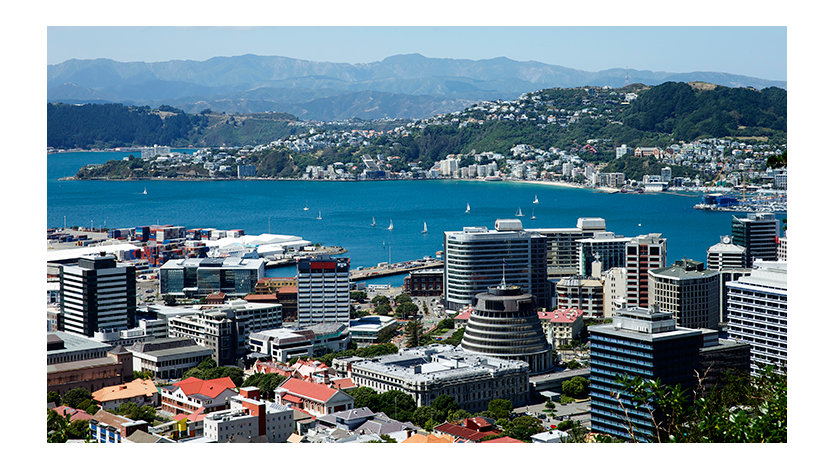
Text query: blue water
48 151 784 283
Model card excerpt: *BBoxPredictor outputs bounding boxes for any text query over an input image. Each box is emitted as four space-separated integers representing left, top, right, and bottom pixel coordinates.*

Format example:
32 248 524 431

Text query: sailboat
142 187 147 195
387 219 393 231
516 207 524 217
303 201 309 211
421 221 428 234
371 216 376 227
531 208 536 220
465 202 471 213
316 211 322 220
533 194 539 204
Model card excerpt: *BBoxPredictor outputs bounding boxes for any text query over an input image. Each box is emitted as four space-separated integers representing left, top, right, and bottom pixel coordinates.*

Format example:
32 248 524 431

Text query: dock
263 246 347 269
350 259 443 281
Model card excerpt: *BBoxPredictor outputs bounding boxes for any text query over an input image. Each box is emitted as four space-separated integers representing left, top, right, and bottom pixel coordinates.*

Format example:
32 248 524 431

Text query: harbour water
48 151 785 283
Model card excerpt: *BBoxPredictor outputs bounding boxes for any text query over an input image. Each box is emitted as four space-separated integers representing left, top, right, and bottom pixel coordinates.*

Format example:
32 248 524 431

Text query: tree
47 391 61 404
376 390 416 422
616 366 787 443
61 388 92 409
371 295 390 307
413 406 445 430
486 399 513 420
114 402 157 423
242 373 288 399
561 376 590 398
395 301 419 319
544 399 555 409
347 387 379 410
350 291 368 302
504 416 545 442
67 419 91 440
374 303 393 316
404 320 423 347
163 294 177 306
448 409 472 422
430 394 460 422
394 293 412 305
47 409 69 443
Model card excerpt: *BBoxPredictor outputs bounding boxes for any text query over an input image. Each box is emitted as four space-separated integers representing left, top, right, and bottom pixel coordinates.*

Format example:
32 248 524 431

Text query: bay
47 152 785 284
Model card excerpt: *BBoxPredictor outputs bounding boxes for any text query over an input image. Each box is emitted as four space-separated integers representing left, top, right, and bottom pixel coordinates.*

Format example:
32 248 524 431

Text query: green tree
504 416 545 442
448 409 472 422
374 303 393 316
47 391 61 404
486 399 514 420
404 320 423 347
413 406 445 430
561 376 590 398
114 402 157 423
163 294 177 306
47 409 69 443
371 295 390 307
376 390 416 422
430 394 460 422
347 387 380 410
350 291 368 302
61 388 92 409
394 293 412 305
395 301 419 319
67 419 91 440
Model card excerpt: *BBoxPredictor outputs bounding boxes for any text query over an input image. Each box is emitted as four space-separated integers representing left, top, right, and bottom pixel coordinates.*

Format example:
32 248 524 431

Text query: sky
47 26 787 82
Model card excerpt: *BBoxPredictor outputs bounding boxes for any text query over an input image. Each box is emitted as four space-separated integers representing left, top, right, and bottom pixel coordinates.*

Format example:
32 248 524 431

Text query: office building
335 344 530 412
460 285 553 374
602 267 627 318
203 387 294 443
538 308 584 347
589 306 704 442
660 166 672 183
731 212 780 265
47 332 133 395
444 219 548 310
777 233 787 261
578 232 633 277
348 315 398 345
624 234 667 308
706 236 747 270
726 261 787 375
126 338 214 380
59 253 137 337
403 268 444 297
297 256 351 326
248 323 351 362
159 257 265 297
649 259 721 330
555 277 604 317
527 217 607 278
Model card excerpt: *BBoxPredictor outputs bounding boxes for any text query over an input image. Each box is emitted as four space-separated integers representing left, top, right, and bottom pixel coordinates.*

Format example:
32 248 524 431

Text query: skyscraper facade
649 259 721 330
625 234 667 308
731 212 780 266
296 256 351 327
59 254 136 337
444 220 548 310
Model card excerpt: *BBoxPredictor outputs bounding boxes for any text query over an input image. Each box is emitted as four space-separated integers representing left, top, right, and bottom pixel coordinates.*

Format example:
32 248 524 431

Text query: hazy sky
47 26 787 81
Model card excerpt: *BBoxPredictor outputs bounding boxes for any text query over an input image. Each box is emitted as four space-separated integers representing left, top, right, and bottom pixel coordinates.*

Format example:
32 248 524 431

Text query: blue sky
47 26 787 81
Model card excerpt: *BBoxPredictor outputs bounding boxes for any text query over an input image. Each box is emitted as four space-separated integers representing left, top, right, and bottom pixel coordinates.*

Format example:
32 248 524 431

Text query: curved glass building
461 285 553 374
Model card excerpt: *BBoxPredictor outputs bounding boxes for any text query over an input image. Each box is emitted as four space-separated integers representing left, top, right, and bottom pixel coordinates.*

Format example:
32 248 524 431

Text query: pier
350 259 443 281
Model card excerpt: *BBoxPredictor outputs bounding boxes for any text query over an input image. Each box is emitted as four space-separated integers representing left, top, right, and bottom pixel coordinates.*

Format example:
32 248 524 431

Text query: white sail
516 207 523 217
422 222 428 233
387 219 393 230
465 202 470 213
533 194 539 204
371 216 376 226
316 211 322 220
142 187 147 195
303 200 309 211
531 208 536 220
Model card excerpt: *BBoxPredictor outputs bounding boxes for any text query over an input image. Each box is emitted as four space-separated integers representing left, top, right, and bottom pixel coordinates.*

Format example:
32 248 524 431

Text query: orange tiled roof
330 378 356 390
92 378 157 403
171 376 236 399
402 433 455 443
482 436 523 443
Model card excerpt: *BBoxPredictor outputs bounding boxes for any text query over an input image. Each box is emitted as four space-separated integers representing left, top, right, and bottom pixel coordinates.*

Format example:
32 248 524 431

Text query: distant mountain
48 54 787 120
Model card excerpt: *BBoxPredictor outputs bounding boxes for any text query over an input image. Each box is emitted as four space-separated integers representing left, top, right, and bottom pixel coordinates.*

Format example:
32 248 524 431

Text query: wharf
263 246 347 269
350 259 443 281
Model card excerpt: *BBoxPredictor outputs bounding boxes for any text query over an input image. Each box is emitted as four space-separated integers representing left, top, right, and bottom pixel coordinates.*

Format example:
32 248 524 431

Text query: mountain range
47 53 787 121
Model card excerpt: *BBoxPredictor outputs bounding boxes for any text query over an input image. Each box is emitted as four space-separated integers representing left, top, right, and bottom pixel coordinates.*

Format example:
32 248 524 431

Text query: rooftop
93 379 157 403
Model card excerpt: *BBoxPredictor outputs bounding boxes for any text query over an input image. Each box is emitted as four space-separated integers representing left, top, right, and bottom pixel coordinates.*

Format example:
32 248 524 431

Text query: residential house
159 376 238 416
275 377 355 417
89 409 149 443
92 378 159 410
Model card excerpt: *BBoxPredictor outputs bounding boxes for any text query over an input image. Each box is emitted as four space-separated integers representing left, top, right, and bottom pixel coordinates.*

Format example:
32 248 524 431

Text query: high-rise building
777 232 787 261
660 166 672 183
444 220 548 310
602 267 627 318
649 259 720 330
706 236 747 270
624 234 667 308
578 232 633 277
726 260 787 375
296 256 351 327
59 253 137 337
159 257 265 297
555 277 604 317
589 306 703 442
527 217 606 278
461 285 553 374
731 212 780 266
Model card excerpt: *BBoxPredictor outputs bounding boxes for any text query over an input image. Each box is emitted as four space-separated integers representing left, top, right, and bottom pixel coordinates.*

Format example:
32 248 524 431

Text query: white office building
296 256 351 326
59 254 136 337
726 260 787 375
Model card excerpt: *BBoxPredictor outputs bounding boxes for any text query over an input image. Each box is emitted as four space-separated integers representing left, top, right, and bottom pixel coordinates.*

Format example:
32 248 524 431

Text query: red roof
330 378 356 390
172 407 206 423
281 377 339 403
539 308 583 324
244 294 278 301
53 406 93 422
277 286 298 295
171 376 236 399
434 422 498 442
455 308 472 321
